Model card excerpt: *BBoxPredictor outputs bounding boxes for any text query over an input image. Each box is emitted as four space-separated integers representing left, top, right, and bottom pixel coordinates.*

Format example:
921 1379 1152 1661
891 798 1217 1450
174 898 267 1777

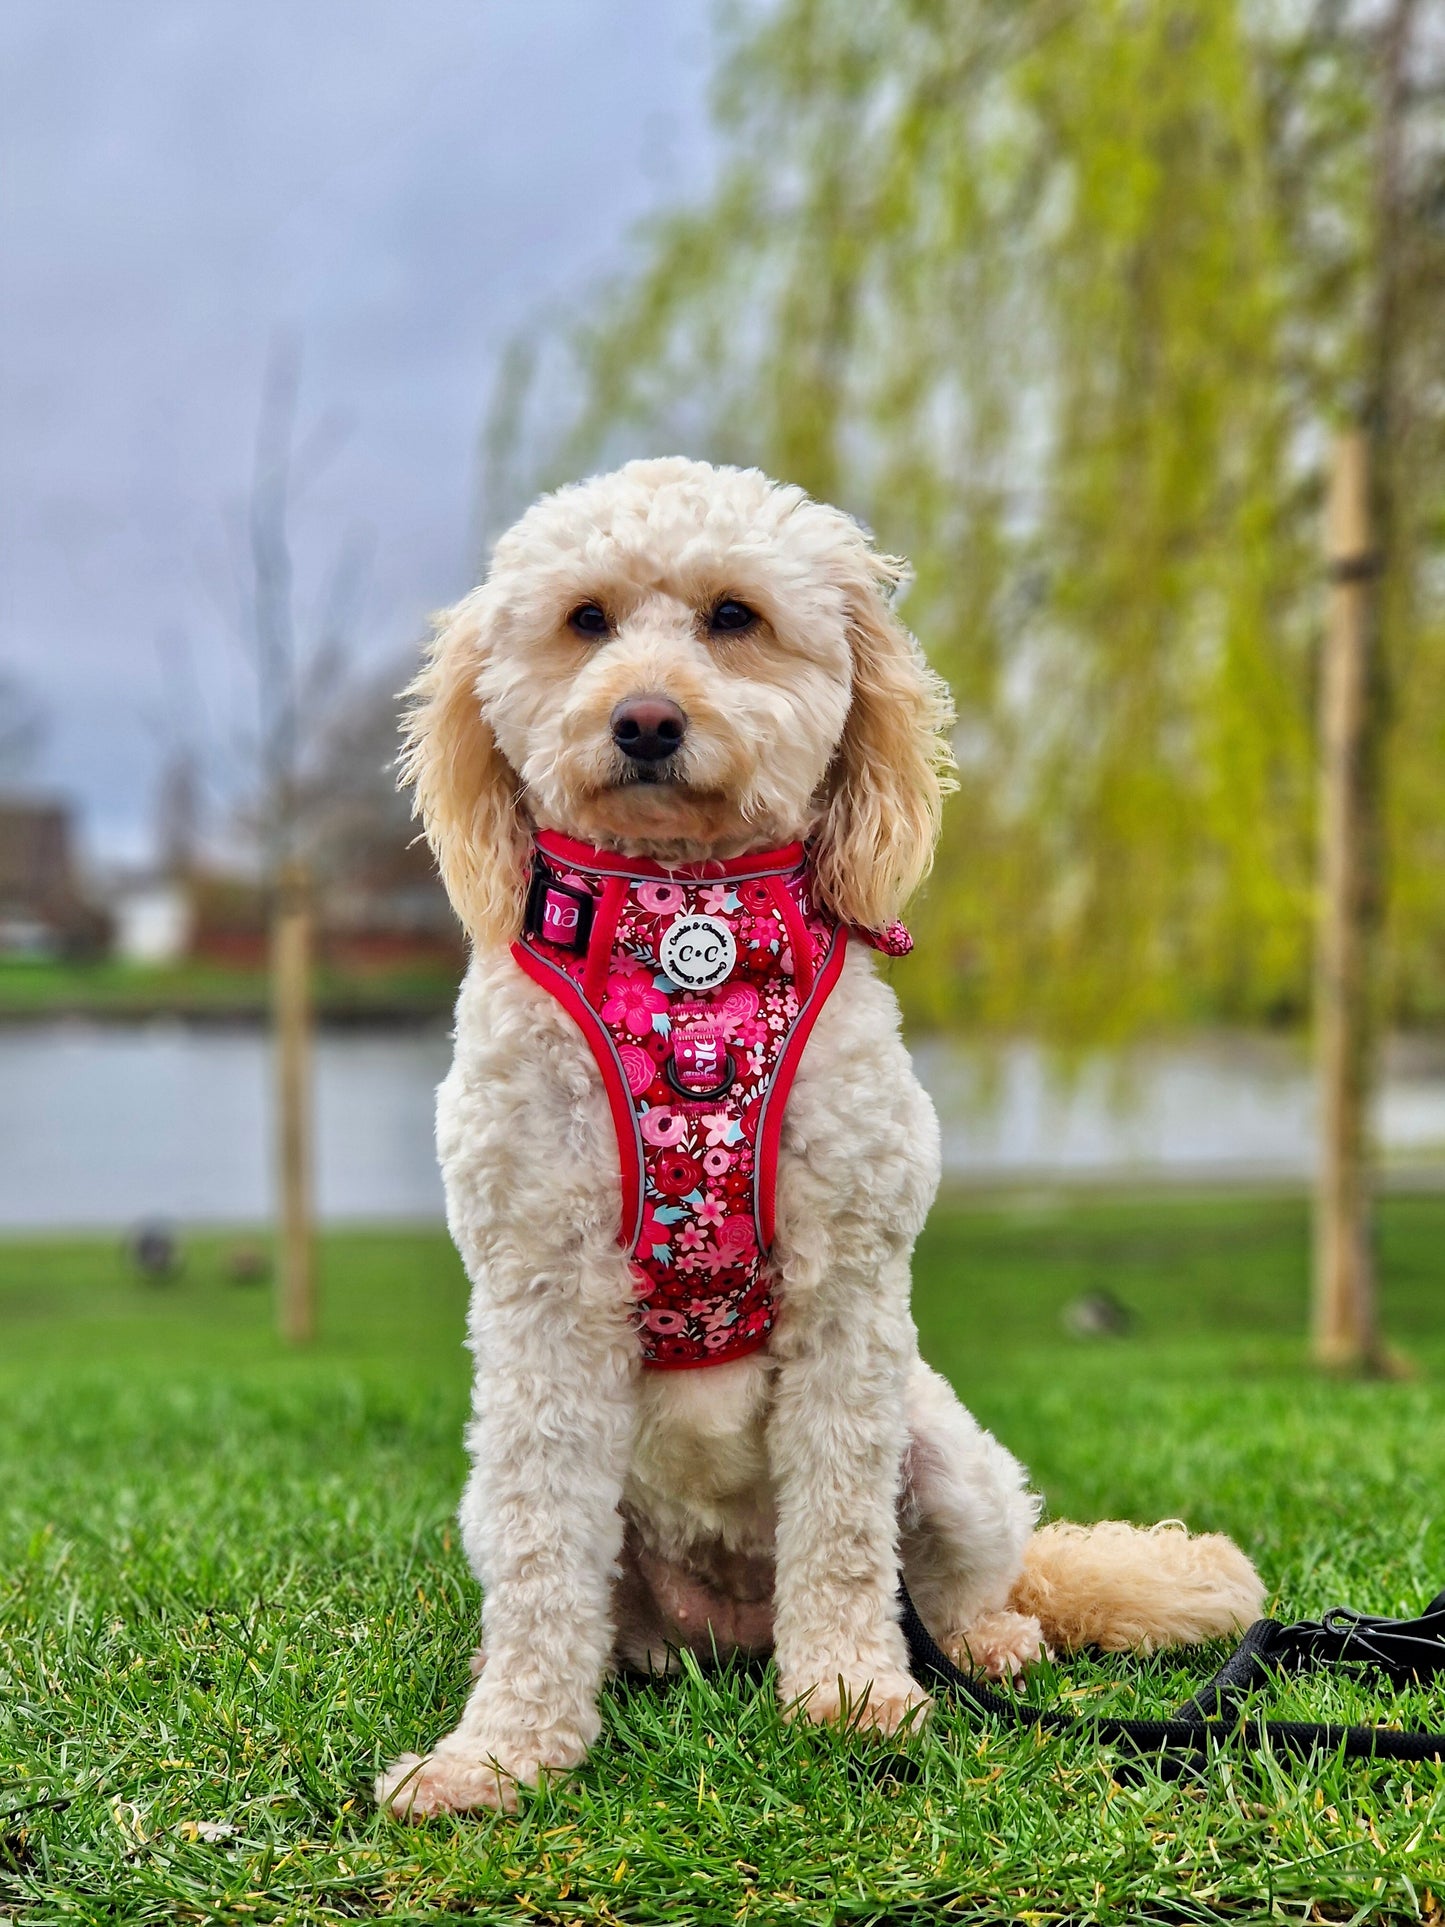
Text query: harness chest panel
512 831 848 1369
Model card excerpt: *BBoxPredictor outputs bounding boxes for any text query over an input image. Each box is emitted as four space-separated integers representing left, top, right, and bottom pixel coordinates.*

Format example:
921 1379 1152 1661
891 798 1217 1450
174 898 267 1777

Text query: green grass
2 1195 1444 1924
0 958 459 1024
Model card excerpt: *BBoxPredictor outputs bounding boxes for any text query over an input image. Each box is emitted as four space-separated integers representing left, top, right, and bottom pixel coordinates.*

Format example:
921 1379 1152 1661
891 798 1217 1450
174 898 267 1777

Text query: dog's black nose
611 696 686 763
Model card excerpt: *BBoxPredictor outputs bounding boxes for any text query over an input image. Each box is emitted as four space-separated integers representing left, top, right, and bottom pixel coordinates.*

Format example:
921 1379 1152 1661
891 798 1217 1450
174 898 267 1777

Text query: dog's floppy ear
398 590 529 948
811 550 956 933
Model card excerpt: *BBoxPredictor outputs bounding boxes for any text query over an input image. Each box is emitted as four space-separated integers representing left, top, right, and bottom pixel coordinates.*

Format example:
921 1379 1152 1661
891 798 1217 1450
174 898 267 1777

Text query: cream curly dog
376 457 1263 1818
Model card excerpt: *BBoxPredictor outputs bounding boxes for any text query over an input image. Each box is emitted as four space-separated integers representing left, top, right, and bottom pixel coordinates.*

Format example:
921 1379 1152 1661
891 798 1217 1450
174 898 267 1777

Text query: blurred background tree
497 0 1445 1046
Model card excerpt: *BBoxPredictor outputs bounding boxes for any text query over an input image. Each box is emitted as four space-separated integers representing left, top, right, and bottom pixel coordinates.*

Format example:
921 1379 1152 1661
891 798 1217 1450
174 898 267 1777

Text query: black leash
896 1582 1445 1771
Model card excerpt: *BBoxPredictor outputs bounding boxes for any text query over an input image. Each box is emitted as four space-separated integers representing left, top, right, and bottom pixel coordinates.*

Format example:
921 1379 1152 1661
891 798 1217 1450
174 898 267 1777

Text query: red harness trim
753 925 847 1251
510 938 649 1252
532 830 808 883
511 834 858 1369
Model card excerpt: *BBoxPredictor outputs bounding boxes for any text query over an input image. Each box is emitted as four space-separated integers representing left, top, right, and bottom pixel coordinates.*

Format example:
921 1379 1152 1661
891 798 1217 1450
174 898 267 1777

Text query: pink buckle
541 887 584 944
667 1010 734 1098
525 857 595 954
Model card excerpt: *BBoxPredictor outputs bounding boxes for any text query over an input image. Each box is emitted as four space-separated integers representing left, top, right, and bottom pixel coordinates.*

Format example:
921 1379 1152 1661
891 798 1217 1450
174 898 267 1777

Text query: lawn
2 1194 1443 1924
0 958 459 1025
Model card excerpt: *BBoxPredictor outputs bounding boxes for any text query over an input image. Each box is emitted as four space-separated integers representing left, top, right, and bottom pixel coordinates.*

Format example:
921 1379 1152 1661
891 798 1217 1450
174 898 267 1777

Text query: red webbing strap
753 924 849 1252
765 873 815 1000
580 874 628 1008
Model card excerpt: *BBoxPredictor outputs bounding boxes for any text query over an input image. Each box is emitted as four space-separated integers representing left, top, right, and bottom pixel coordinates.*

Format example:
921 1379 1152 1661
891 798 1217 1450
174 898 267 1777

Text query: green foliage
3 1206 1445 1920
507 0 1445 1041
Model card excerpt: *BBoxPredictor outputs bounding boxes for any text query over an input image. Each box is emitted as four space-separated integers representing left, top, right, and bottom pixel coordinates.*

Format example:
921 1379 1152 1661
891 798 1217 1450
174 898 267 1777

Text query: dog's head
400 457 954 944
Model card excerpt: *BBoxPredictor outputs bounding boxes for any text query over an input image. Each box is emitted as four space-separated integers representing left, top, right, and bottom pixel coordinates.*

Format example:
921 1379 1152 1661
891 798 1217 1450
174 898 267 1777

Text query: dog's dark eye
709 598 756 635
568 602 610 638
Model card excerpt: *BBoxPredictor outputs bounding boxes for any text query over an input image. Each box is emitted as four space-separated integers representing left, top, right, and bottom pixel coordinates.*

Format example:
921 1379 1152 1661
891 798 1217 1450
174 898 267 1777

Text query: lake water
2 1022 1443 1231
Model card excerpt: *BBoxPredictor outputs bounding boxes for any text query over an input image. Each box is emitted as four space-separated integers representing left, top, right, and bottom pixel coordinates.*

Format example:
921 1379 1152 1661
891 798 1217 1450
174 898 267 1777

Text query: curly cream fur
810 549 956 932
376 458 1263 1820
1009 1521 1267 1655
396 593 529 947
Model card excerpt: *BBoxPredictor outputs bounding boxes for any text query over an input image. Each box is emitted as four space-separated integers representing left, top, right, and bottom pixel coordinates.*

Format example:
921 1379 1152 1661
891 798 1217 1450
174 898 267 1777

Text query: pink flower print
717 983 760 1025
735 1015 767 1048
643 1307 688 1335
699 883 737 917
779 944 794 975
702 1147 732 1178
602 970 667 1036
677 1221 707 1253
746 1043 767 1079
741 915 776 951
717 1215 757 1256
700 1111 735 1148
693 1243 735 1277
637 881 687 915
640 1107 688 1149
618 1044 654 1096
629 1262 653 1297
696 1194 726 1229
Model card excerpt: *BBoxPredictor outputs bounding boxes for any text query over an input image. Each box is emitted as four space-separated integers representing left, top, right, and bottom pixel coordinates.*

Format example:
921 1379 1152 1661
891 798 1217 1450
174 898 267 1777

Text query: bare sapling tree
241 341 370 1345
1312 0 1432 1373
0 669 47 786
1315 430 1383 1368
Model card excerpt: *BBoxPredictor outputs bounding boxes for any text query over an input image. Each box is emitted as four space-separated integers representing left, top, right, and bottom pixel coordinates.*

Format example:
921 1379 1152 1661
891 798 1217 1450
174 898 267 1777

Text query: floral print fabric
516 840 841 1368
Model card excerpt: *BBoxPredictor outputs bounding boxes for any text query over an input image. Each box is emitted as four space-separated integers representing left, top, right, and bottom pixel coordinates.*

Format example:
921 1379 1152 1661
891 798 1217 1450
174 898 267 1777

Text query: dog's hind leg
899 1365 1265 1667
898 1362 1049 1683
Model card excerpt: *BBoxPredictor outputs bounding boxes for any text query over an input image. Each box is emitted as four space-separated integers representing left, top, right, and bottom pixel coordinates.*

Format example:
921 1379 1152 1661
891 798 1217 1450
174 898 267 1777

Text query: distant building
0 799 106 957
111 879 193 964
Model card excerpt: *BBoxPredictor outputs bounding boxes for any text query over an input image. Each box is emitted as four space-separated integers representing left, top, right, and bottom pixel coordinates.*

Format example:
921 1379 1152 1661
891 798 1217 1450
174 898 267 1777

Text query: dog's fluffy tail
1007 1520 1265 1654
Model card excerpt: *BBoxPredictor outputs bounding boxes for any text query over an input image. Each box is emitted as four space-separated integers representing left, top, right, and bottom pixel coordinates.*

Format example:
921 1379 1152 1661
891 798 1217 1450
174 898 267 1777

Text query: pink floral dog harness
512 831 910 1369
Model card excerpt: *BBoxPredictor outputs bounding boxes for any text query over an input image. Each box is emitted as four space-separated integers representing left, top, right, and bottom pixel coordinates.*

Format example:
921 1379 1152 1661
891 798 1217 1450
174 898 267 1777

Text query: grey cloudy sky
1 0 715 862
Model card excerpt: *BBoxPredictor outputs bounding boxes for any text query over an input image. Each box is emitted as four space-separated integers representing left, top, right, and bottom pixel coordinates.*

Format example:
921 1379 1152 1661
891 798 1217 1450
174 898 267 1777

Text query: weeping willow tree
497 0 1445 1041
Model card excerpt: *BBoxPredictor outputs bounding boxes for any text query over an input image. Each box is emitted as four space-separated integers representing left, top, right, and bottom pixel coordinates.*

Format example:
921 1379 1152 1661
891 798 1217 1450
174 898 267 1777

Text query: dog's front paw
780 1667 931 1736
945 1609 1050 1688
376 1747 516 1818
375 1724 588 1820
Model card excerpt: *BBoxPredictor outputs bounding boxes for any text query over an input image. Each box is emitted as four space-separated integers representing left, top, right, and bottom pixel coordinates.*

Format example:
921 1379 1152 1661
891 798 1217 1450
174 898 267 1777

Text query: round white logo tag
659 914 737 990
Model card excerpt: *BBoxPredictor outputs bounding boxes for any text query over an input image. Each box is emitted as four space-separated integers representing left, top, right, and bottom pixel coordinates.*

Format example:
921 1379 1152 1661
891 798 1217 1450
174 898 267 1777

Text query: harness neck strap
525 831 818 1005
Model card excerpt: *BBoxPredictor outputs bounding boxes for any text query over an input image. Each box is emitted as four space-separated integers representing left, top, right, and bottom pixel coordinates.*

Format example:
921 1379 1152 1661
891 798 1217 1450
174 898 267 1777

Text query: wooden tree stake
1313 431 1383 1371
272 859 316 1344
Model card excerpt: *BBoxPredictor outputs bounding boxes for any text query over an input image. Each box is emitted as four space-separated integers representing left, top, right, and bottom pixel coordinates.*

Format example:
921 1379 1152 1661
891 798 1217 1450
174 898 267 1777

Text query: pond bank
4 1023 1445 1232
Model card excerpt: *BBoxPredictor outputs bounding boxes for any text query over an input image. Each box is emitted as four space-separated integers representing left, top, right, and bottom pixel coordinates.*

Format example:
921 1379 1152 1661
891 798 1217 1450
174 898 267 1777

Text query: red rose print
654 1153 702 1197
618 1044 654 1096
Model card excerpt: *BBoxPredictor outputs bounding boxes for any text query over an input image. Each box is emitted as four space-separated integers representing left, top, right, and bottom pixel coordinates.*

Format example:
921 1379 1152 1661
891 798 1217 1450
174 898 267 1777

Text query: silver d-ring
665 1052 736 1101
